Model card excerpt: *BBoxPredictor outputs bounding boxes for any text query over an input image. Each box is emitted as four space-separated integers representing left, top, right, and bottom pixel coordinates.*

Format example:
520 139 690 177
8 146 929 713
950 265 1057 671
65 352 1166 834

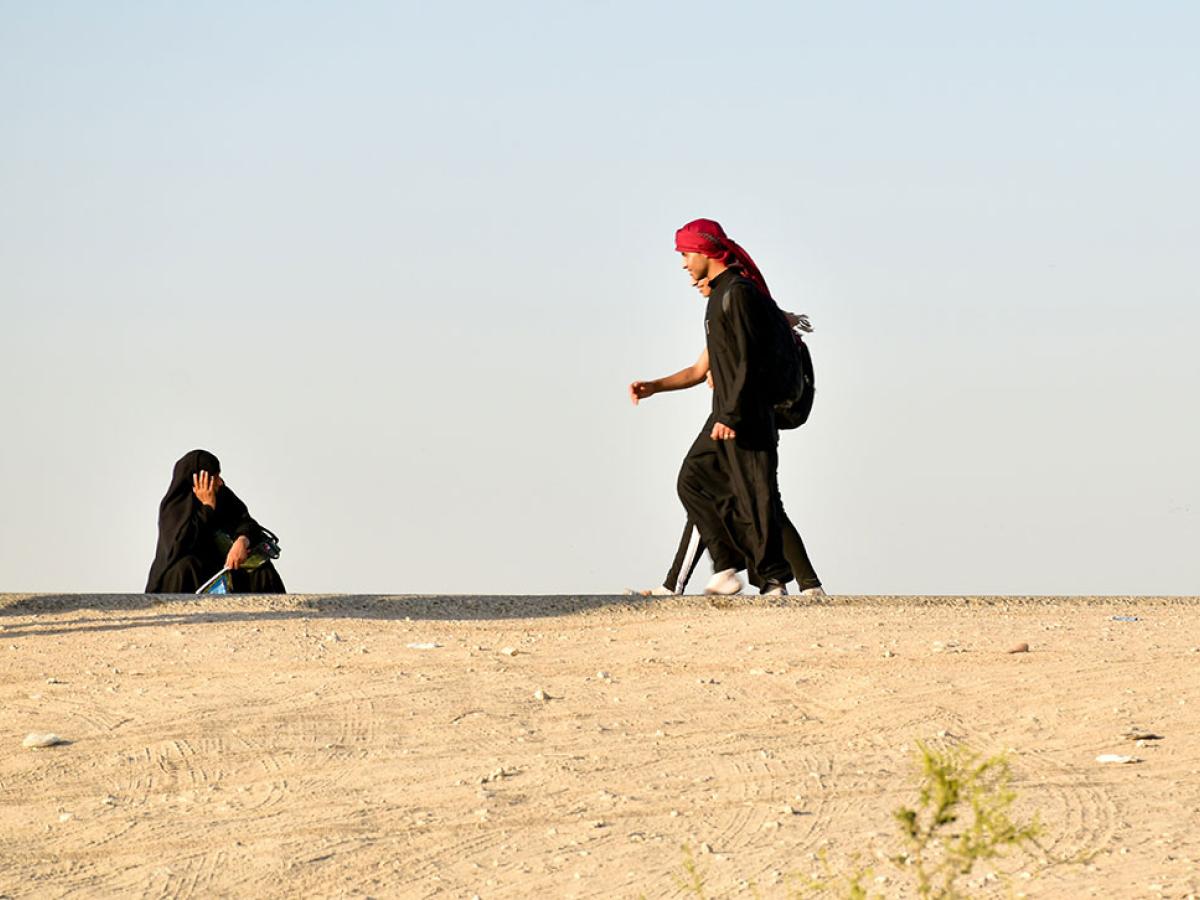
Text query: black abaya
145 449 286 594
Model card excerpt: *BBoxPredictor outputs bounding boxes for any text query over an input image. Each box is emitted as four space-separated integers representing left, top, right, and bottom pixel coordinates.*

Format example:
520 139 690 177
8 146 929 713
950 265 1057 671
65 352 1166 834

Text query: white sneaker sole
704 569 744 596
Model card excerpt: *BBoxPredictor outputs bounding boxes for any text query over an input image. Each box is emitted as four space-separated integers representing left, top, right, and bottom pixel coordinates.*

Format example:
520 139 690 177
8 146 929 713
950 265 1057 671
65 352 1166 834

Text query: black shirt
704 268 779 443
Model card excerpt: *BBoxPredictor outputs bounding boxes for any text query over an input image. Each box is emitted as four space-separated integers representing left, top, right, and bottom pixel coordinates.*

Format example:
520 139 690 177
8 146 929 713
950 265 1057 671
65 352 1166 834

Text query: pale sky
2 1 1197 595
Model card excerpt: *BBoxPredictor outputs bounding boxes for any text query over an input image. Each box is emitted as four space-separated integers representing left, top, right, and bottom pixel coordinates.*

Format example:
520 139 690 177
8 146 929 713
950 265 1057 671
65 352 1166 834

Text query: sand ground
1 593 1198 899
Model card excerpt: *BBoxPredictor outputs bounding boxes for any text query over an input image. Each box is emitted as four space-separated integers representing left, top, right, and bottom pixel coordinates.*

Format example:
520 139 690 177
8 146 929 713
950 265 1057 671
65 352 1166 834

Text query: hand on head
192 470 223 509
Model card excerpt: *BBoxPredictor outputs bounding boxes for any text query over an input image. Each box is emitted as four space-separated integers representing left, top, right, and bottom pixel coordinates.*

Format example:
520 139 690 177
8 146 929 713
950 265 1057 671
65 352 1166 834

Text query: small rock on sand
406 642 441 650
1007 642 1030 654
1122 728 1163 741
23 733 67 749
480 766 518 784
1095 754 1141 764
500 647 518 656
931 640 965 653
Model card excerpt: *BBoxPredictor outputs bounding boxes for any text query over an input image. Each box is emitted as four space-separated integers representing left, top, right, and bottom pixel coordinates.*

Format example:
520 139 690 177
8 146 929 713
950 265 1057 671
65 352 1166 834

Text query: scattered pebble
596 670 610 679
46 677 64 684
931 640 964 654
323 632 341 643
533 688 552 701
23 733 67 749
500 647 518 656
1007 642 1030 654
699 842 713 854
479 767 519 784
58 812 74 823
1122 728 1163 741
1096 754 1141 764
406 642 441 650
882 650 895 658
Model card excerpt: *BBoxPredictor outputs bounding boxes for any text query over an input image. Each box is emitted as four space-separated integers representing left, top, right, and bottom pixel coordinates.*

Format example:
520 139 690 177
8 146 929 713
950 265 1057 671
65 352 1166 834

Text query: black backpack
773 327 815 429
720 278 816 430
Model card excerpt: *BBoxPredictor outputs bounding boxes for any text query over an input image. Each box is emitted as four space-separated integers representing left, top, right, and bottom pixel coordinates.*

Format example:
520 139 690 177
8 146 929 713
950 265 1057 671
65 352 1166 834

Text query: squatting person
145 449 286 594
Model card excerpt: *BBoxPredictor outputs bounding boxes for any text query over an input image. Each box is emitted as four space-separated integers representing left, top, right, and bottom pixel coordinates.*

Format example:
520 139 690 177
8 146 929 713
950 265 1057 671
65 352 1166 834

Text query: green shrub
671 742 1049 899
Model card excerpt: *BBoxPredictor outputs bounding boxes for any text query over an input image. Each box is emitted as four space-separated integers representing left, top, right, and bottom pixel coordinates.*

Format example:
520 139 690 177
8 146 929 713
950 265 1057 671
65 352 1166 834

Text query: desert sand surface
1 592 1198 899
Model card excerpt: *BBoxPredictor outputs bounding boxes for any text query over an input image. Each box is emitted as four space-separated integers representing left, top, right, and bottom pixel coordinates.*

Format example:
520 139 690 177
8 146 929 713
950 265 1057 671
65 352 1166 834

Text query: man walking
671 218 794 595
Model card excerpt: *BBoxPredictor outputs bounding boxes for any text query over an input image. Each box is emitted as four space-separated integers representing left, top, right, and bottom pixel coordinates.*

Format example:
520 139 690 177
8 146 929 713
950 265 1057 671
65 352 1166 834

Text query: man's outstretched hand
711 421 736 441
629 381 657 405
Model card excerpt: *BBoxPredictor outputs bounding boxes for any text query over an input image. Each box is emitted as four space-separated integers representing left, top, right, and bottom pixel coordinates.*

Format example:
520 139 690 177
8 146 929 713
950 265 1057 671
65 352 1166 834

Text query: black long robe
675 270 792 588
145 449 286 594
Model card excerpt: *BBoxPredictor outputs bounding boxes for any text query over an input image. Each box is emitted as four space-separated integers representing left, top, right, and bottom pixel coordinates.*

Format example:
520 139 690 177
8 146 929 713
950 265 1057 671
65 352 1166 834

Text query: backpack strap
718 273 747 317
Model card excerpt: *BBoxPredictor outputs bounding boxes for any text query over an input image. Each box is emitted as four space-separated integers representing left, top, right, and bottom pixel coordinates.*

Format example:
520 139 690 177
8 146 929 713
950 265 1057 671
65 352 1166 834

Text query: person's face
681 251 710 284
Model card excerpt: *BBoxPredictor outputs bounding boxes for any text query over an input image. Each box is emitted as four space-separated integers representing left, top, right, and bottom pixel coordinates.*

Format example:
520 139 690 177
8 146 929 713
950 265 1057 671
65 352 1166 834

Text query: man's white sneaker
704 568 743 596
762 583 788 597
799 586 827 598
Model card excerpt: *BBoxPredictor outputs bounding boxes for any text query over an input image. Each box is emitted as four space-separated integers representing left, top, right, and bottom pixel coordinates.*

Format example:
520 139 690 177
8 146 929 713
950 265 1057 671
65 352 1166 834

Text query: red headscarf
674 218 771 298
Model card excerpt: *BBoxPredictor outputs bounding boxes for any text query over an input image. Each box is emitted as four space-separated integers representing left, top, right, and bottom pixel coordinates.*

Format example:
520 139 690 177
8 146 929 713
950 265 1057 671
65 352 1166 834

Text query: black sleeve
216 491 265 545
168 500 218 562
715 282 772 431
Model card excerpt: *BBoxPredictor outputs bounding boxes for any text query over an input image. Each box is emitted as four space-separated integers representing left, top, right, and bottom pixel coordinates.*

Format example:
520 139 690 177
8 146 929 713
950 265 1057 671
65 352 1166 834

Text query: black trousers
663 508 821 594
675 416 792 589
156 556 287 594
